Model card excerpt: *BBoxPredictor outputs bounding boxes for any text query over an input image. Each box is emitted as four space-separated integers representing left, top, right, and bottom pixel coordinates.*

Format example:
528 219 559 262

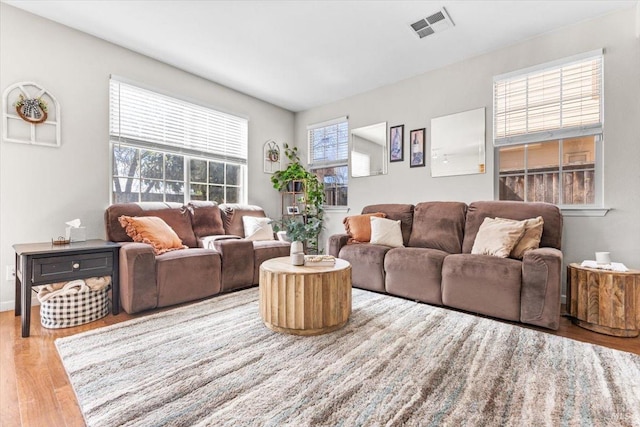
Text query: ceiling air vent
410 7 454 39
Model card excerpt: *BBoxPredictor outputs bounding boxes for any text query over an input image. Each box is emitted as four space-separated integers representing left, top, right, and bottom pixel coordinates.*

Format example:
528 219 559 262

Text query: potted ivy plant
270 144 307 192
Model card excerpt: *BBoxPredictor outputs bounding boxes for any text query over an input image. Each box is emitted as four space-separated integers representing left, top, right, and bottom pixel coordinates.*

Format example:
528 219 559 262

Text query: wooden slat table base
567 263 640 337
259 257 352 336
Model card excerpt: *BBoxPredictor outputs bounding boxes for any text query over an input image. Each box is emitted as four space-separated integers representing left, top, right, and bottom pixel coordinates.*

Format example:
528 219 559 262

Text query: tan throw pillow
343 212 387 243
496 216 544 259
471 217 526 258
118 215 187 255
242 216 275 241
370 217 404 248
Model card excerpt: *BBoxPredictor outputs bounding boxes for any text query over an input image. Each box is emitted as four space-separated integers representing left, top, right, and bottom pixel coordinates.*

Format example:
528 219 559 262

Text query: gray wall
295 7 640 290
0 4 294 311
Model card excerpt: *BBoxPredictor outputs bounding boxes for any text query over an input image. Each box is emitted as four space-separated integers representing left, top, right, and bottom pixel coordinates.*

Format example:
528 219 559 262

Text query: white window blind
110 78 248 163
307 117 349 167
493 50 603 146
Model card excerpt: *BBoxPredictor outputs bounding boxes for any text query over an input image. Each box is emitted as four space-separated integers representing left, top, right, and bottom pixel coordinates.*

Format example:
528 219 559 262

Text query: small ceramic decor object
290 240 305 265
595 252 611 265
291 253 305 266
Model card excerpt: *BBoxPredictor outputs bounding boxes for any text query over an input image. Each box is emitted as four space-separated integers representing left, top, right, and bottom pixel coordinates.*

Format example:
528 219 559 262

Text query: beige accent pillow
343 212 387 243
370 217 404 248
496 216 544 259
471 217 526 258
118 215 187 255
242 216 275 241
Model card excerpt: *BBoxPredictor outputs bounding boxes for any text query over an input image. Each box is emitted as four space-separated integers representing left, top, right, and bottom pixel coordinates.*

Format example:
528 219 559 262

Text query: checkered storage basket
39 285 111 329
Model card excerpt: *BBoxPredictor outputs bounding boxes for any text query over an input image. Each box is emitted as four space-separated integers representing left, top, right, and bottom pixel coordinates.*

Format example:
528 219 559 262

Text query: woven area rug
56 288 640 427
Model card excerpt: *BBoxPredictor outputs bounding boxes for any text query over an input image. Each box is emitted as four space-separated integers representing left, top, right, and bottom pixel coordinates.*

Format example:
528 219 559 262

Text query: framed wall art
389 124 404 162
409 128 425 168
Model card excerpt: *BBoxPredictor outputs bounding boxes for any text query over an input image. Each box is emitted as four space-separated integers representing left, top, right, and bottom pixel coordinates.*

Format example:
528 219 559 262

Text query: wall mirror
350 122 387 177
431 108 486 177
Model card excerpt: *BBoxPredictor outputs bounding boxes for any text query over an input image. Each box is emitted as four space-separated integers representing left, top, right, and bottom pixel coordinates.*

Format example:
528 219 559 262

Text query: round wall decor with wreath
15 94 48 124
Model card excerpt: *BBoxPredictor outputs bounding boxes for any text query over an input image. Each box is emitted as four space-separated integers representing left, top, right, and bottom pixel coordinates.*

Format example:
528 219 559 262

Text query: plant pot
286 181 304 192
290 241 304 255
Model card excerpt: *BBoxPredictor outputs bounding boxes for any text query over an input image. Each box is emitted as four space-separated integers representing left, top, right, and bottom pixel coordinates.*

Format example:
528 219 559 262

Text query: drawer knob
72 263 80 269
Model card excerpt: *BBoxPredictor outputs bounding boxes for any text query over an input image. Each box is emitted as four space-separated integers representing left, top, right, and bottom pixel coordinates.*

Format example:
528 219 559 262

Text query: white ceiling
3 0 636 112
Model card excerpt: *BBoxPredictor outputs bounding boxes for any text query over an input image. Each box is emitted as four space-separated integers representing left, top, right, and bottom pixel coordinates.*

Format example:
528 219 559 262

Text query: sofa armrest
119 242 158 314
328 233 350 257
521 247 563 330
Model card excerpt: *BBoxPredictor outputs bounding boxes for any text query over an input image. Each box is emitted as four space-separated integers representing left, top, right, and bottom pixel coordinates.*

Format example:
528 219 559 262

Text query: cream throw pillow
370 217 404 248
496 216 544 259
471 217 526 258
242 217 275 241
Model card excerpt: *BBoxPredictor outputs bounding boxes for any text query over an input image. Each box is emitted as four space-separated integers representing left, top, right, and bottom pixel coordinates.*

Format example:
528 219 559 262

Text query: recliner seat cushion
385 247 448 305
441 254 522 321
252 240 291 284
339 243 391 292
155 248 221 307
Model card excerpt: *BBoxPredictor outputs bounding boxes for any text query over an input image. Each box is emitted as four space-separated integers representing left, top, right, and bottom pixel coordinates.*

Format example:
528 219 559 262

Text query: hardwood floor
1 302 638 427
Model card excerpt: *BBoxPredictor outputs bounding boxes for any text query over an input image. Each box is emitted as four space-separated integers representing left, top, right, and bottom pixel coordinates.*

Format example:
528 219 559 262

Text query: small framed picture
389 125 404 162
286 206 300 215
409 128 426 168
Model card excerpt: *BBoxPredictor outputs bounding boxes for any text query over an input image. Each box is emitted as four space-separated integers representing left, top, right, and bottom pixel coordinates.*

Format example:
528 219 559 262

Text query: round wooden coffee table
259 257 352 336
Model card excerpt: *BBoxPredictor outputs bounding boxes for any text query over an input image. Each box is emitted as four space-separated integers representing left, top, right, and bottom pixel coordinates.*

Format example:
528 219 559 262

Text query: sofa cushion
187 201 225 238
362 204 414 246
242 216 275 241
441 254 522 321
155 248 221 307
220 204 266 237
496 216 544 259
408 201 467 253
343 212 386 243
385 247 448 305
370 217 404 248
462 201 562 253
105 202 197 248
471 217 526 258
339 243 391 292
118 215 187 255
252 240 291 284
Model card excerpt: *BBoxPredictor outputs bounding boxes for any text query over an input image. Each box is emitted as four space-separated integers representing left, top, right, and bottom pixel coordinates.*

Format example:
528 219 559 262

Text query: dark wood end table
566 263 640 337
13 239 120 337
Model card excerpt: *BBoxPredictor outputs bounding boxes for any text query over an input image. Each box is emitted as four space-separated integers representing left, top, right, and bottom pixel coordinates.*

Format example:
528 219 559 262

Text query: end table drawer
32 253 113 283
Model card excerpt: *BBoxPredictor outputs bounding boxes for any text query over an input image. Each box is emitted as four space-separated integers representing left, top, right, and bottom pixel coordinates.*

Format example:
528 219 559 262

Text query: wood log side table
259 257 352 336
566 263 640 337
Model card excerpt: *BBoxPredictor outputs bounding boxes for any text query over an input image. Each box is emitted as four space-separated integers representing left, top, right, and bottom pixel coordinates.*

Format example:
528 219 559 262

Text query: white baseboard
0 299 39 312
0 300 16 312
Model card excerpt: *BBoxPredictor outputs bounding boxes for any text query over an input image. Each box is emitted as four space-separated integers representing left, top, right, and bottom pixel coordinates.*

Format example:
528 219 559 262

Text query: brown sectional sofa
328 200 563 330
105 201 290 314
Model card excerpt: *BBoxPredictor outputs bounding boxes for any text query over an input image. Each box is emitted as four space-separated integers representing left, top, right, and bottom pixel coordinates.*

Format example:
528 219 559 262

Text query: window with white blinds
109 78 247 204
493 50 602 146
307 117 349 207
494 50 604 209
110 78 248 163
308 118 349 167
